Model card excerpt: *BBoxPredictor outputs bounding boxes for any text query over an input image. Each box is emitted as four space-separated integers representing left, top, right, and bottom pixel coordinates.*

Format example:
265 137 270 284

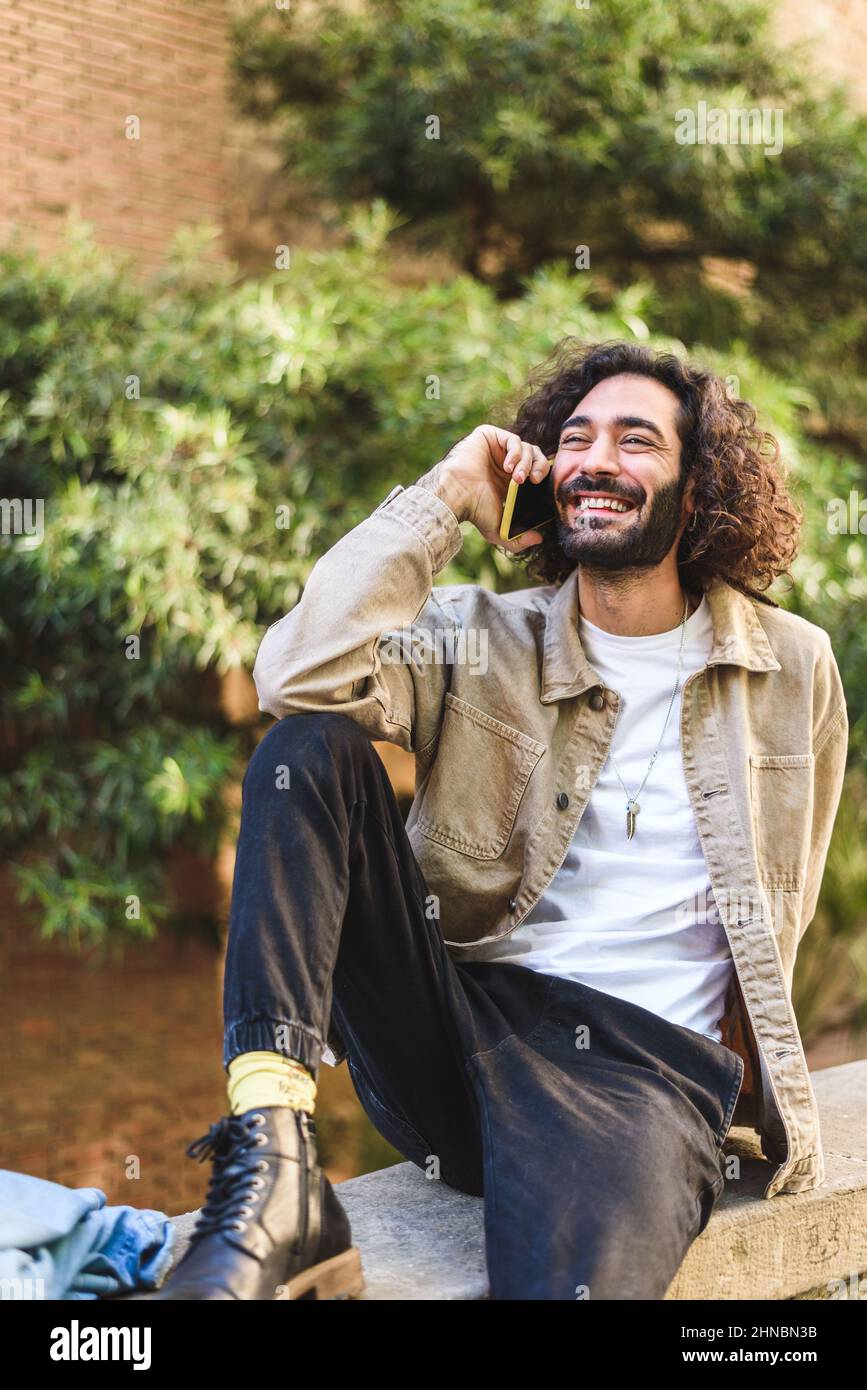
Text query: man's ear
681 472 697 523
675 472 697 549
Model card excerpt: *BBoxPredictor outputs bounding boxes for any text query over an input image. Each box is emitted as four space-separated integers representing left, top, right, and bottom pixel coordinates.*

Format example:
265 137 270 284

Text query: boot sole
275 1246 365 1301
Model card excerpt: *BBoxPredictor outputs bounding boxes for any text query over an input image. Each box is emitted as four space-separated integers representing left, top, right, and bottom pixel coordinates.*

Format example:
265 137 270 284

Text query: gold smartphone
499 455 557 542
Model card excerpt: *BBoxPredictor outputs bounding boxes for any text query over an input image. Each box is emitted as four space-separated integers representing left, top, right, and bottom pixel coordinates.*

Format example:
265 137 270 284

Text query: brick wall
0 0 231 274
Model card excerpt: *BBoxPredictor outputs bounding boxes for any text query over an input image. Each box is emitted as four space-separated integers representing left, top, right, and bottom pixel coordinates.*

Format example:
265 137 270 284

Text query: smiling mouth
569 494 638 516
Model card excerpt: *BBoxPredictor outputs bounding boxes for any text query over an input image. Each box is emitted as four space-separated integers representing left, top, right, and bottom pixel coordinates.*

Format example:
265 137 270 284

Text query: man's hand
414 425 552 552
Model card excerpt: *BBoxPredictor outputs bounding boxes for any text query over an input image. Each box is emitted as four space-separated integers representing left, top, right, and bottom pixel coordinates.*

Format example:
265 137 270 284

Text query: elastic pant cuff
223 1017 323 1076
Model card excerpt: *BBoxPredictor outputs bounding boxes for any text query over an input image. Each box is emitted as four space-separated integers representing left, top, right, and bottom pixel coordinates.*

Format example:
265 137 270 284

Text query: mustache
557 476 645 508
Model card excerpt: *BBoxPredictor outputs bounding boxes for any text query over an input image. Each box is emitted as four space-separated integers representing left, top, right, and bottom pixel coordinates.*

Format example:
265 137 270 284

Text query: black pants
222 712 744 1300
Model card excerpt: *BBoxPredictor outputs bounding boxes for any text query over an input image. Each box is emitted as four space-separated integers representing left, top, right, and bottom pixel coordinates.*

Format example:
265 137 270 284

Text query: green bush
0 212 864 1043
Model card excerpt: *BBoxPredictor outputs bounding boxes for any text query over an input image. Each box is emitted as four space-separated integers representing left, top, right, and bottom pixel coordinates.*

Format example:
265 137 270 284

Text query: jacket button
556 791 570 810
508 897 517 912
589 691 605 710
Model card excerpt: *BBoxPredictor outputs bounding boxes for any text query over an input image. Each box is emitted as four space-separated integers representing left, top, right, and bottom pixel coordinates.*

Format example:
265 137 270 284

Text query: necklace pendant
626 799 639 841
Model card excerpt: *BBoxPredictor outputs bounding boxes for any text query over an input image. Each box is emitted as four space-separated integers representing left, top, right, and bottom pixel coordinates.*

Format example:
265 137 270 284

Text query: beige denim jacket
253 482 850 1199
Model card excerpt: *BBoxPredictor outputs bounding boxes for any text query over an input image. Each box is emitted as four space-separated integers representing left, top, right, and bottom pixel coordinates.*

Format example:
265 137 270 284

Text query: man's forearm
251 477 463 738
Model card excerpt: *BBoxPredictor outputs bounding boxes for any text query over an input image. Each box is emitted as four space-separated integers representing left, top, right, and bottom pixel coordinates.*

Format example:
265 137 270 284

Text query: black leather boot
152 1106 364 1300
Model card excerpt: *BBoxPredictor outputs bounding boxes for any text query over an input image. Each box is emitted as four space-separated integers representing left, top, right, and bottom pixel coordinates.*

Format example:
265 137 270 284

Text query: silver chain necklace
606 594 690 841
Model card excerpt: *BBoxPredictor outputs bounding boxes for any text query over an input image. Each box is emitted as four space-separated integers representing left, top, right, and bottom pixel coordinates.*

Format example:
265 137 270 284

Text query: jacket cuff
373 483 464 575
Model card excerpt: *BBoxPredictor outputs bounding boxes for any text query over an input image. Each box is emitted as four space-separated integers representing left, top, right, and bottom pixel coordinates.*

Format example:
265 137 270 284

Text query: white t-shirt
460 594 734 1043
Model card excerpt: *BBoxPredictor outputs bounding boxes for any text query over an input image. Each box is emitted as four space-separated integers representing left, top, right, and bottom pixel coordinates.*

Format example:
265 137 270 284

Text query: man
156 341 848 1301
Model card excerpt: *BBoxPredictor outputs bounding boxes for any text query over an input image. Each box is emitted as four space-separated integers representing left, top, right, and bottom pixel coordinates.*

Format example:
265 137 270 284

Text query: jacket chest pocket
748 752 814 892
416 692 546 860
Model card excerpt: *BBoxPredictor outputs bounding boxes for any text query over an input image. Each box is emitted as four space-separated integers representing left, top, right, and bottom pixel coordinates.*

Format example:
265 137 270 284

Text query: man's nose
581 435 621 474
556 436 620 487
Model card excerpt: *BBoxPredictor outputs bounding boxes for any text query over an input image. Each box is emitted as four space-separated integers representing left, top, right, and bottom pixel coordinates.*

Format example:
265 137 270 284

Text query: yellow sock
227 1050 317 1116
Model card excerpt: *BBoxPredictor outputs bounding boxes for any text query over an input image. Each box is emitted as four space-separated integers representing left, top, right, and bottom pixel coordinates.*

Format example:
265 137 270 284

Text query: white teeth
576 497 631 512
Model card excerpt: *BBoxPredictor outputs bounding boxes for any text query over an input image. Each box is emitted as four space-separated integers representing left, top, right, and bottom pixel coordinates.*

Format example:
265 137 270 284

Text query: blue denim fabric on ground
0 1169 175 1299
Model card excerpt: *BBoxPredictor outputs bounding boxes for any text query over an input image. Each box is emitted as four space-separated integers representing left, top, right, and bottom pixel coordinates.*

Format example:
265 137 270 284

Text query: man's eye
561 434 589 446
623 436 652 447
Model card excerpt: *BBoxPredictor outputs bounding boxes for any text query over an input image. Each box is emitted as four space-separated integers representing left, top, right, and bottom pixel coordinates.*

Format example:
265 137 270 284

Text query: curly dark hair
498 339 802 605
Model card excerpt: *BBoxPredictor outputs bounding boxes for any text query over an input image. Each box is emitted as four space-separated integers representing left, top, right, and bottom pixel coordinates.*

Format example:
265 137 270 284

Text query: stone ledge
162 1059 867 1300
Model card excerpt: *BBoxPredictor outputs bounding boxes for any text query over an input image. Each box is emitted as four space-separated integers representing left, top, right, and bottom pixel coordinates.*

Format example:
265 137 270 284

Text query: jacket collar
540 569 781 704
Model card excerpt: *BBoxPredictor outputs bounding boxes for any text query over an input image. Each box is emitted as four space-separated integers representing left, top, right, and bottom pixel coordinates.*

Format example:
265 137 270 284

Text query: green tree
234 0 867 453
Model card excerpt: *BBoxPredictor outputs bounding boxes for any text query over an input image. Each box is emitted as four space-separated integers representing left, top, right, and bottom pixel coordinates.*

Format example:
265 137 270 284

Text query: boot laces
185 1112 274 1242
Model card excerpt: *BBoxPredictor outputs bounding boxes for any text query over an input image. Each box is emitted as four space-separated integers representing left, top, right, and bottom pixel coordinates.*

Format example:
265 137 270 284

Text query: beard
554 472 687 572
